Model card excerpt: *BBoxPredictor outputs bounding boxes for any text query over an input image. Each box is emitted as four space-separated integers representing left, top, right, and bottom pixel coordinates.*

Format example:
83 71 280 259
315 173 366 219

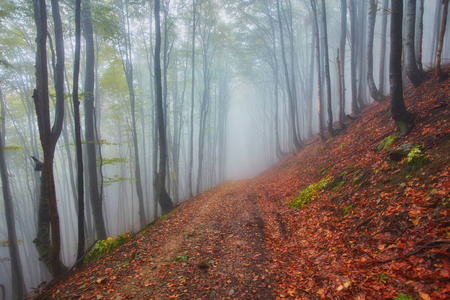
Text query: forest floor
35 68 449 299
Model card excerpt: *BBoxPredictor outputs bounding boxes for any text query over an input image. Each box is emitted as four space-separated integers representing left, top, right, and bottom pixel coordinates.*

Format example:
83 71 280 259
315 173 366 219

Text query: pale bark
405 0 425 86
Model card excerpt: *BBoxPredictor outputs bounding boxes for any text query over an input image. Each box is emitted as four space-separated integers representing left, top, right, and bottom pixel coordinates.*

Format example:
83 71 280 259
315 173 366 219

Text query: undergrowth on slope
289 176 330 209
84 233 131 264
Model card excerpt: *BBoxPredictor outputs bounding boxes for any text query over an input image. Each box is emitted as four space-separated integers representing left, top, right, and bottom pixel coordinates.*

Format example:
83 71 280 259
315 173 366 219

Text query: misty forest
0 0 449 299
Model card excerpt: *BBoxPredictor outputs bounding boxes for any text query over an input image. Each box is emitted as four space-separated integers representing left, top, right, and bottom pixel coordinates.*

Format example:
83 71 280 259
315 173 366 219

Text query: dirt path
43 180 276 299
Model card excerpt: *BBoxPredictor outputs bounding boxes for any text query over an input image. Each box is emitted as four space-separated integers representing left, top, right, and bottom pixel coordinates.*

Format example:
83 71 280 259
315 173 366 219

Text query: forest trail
36 69 449 299
37 180 277 299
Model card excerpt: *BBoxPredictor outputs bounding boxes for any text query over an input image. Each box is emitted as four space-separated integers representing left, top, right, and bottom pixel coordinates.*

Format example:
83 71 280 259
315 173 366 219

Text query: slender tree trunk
32 0 66 277
320 0 334 136
436 0 449 77
367 0 384 102
82 0 107 240
405 0 425 86
349 0 359 115
73 0 85 264
196 46 208 194
311 0 324 140
276 0 302 149
356 0 367 109
0 87 25 300
416 0 424 72
122 1 146 228
188 0 196 198
339 0 347 127
337 49 345 129
154 0 173 214
390 0 411 130
379 0 389 95
50 0 64 153
266 2 284 158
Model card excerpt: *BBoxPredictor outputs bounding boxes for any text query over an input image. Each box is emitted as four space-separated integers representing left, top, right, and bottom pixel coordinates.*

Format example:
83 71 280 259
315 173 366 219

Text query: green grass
84 233 131 264
289 176 330 209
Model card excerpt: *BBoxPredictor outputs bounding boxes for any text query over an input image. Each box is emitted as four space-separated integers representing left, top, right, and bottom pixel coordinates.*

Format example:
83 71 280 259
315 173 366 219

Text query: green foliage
379 272 388 283
102 175 136 187
378 135 398 150
406 145 428 172
2 145 23 151
395 294 413 300
343 204 353 216
339 143 345 150
289 176 330 209
172 251 190 264
97 157 128 167
84 233 131 264
0 240 23 247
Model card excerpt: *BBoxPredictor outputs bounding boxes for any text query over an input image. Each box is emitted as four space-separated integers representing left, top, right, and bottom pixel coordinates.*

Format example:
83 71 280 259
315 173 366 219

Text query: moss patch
289 176 330 209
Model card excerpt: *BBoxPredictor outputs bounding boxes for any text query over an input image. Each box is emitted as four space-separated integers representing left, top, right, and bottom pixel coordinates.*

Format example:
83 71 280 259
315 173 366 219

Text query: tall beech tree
311 0 324 140
379 0 389 95
416 0 424 72
32 0 66 277
405 0 425 87
338 0 347 128
73 0 85 264
367 0 384 102
188 0 197 198
82 0 107 240
119 0 147 228
390 0 411 130
276 0 302 149
349 0 359 115
436 0 449 77
154 0 173 214
320 0 334 136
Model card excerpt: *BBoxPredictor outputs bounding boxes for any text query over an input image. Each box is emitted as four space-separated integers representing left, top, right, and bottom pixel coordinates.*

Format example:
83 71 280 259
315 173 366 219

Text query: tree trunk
379 0 389 95
311 0 324 140
122 1 146 228
390 0 411 130
73 0 85 264
320 0 334 136
32 0 66 277
436 0 449 77
154 0 173 214
367 0 384 102
0 87 25 300
266 2 285 158
349 0 359 115
337 49 345 129
405 0 425 86
82 0 107 240
416 0 424 72
188 0 196 198
276 0 302 149
339 0 347 127
196 43 208 194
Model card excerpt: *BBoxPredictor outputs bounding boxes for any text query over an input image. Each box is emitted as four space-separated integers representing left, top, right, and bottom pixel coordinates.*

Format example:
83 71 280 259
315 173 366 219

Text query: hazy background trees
0 0 449 298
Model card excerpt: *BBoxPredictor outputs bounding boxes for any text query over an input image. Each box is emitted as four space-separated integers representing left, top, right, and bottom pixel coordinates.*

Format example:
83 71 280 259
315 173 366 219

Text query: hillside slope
36 69 449 299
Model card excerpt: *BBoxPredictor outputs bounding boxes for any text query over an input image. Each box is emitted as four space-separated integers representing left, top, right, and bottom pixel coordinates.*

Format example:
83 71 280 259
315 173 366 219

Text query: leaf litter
36 68 449 299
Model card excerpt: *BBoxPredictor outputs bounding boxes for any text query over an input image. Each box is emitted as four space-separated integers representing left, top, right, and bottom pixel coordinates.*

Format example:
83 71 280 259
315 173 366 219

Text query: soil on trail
37 181 276 299
37 68 449 299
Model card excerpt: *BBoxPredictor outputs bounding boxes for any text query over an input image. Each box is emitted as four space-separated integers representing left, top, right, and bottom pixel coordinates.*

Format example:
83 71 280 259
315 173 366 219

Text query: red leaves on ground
37 69 449 299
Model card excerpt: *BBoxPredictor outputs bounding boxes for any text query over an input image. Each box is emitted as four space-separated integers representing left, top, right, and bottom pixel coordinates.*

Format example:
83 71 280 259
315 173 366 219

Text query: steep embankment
36 69 449 299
